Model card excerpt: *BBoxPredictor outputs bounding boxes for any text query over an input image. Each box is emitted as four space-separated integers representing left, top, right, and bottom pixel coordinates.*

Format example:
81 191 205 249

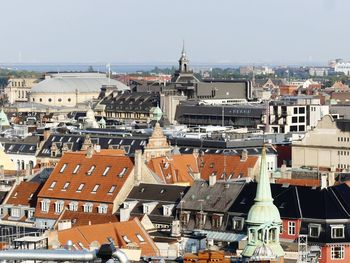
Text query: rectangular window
86 165 96 176
91 184 100 193
136 233 145 242
288 221 296 235
102 166 111 176
299 107 305 114
11 208 20 218
331 246 344 259
73 164 81 174
83 203 93 213
331 225 345 239
55 201 64 214
299 116 305 123
292 116 298 123
59 163 68 173
308 224 321 238
98 204 108 214
41 200 49 212
232 217 244 231
62 182 70 191
293 107 298 114
290 126 298 132
76 183 85 192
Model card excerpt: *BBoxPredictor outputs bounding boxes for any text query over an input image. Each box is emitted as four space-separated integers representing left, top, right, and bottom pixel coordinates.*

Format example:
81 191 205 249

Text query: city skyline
0 0 349 65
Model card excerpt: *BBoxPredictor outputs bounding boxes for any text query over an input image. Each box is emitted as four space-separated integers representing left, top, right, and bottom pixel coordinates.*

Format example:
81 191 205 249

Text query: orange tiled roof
276 178 321 187
147 154 199 184
37 149 134 203
57 218 159 257
57 210 118 228
6 181 41 207
199 154 259 180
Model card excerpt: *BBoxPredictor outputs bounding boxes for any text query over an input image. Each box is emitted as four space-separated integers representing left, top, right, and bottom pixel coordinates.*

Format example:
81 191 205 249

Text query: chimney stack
171 220 181 237
241 149 248 162
134 150 142 184
209 173 216 187
86 146 94 158
321 173 328 189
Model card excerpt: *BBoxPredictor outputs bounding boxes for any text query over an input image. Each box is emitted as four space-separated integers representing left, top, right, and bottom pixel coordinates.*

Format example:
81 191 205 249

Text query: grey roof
180 180 245 212
31 73 129 93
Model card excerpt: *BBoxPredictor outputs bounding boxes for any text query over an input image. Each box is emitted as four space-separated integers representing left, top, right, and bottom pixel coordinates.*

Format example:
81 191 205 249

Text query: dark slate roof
3 143 37 155
100 92 159 113
127 183 189 202
37 134 148 158
0 191 8 205
229 182 350 220
336 119 350 132
180 180 245 212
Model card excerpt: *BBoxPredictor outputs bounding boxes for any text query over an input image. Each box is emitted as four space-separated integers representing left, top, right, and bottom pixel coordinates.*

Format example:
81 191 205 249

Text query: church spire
254 144 273 203
181 40 186 56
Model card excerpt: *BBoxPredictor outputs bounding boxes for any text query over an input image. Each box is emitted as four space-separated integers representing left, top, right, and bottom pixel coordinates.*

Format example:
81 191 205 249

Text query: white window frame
108 185 116 194
41 200 50 213
102 166 111 176
119 167 128 177
288 221 296 235
308 224 321 238
86 165 96 176
69 202 78 212
11 208 20 218
331 245 345 260
55 201 64 214
83 203 93 213
91 184 100 193
331 225 345 239
62 182 70 191
98 204 108 214
49 181 57 190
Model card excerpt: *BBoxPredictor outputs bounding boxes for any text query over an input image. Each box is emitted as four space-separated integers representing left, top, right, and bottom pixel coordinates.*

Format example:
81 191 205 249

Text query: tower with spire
241 144 284 262
179 41 189 73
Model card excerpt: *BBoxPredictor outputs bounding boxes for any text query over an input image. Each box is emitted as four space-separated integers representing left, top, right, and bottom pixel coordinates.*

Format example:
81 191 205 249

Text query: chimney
134 150 142 184
43 128 51 141
0 165 4 178
171 219 181 237
321 174 328 189
94 144 101 153
328 172 335 186
193 172 201 180
241 149 248 162
86 146 94 158
25 163 32 177
209 173 216 187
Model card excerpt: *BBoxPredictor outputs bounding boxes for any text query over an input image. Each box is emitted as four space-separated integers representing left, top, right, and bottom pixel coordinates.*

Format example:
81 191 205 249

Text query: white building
335 62 350 75
30 73 129 107
4 78 38 104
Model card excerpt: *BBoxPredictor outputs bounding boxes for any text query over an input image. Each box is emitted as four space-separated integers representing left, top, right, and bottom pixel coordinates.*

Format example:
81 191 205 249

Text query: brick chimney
241 149 248 162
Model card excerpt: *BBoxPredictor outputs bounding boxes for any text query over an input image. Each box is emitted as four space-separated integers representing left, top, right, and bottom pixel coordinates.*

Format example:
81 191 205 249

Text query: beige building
30 73 129 107
292 114 350 171
5 78 38 104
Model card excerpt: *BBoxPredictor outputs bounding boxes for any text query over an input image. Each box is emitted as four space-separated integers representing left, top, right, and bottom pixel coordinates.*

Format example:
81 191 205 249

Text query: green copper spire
241 144 284 260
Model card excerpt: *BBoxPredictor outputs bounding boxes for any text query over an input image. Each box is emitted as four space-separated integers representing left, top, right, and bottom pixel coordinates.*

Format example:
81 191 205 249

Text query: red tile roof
37 150 134 203
6 181 41 207
199 154 259 180
57 218 159 257
275 178 321 187
56 210 118 228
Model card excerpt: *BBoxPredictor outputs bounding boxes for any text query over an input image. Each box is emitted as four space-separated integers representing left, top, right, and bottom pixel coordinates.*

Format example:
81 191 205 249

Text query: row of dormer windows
58 163 128 177
40 200 108 214
48 181 116 195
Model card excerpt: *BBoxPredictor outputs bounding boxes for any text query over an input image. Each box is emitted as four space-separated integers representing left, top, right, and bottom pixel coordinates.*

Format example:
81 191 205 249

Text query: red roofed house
48 218 159 261
34 148 158 229
0 181 42 227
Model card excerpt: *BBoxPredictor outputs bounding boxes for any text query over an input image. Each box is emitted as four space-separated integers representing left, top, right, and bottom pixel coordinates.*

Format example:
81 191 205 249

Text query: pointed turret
241 144 284 261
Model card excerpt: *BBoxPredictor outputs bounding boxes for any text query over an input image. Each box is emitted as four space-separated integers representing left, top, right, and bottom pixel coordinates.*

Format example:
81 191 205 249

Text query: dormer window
13 192 18 198
59 163 67 173
72 164 81 174
83 203 93 213
86 165 96 176
119 167 128 177
180 211 190 226
122 235 131 244
102 166 111 176
308 224 321 238
136 234 145 242
49 181 57 190
163 205 174 216
196 212 207 229
212 214 223 229
331 225 345 239
98 204 108 214
91 184 100 193
232 217 244 231
54 201 64 214
69 202 78 212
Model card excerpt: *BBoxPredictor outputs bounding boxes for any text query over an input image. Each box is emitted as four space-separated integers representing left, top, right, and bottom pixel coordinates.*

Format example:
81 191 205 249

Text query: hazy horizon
0 0 349 65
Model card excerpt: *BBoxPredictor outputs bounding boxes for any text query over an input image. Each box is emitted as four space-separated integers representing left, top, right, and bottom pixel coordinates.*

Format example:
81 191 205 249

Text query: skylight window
73 164 81 174
136 234 145 242
122 236 131 244
49 181 57 190
108 185 116 194
59 163 68 173
119 167 128 177
62 182 70 191
76 183 85 192
103 166 111 176
86 165 96 176
91 184 100 193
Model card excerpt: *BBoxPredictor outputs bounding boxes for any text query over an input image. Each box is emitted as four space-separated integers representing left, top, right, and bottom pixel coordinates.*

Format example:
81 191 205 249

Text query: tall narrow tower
241 145 284 262
178 41 189 73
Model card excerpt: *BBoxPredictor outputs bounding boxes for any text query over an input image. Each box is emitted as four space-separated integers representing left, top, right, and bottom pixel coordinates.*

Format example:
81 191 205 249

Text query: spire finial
181 40 186 56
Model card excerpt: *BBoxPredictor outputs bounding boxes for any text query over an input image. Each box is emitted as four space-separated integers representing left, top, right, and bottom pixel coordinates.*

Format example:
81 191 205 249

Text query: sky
0 0 348 65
